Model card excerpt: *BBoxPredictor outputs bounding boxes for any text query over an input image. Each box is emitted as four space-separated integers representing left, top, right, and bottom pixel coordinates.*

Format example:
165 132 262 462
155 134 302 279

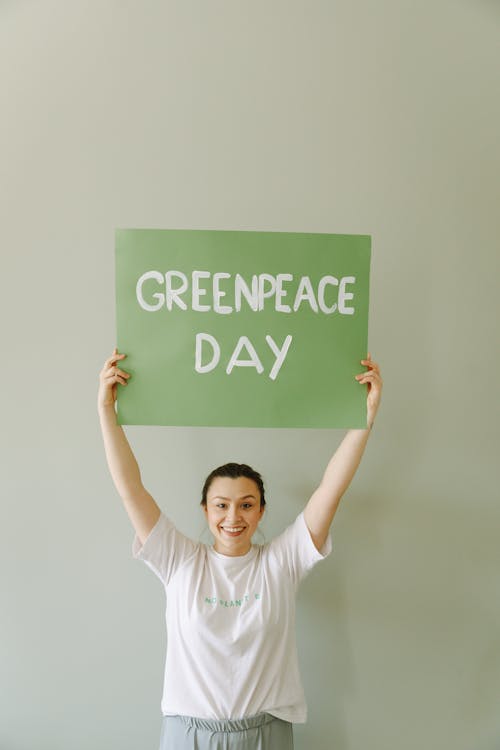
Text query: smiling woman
201 465 266 557
97 346 383 750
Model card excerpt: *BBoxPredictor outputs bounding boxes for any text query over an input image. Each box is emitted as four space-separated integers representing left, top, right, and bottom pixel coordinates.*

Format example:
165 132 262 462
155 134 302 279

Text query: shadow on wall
294 551 355 750
292 479 391 750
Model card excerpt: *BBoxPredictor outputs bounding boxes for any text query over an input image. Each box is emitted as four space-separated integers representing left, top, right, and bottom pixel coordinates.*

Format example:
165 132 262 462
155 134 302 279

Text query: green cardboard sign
115 228 371 428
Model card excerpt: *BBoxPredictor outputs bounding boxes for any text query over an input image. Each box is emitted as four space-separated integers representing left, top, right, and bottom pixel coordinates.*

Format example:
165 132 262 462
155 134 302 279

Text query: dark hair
201 463 266 508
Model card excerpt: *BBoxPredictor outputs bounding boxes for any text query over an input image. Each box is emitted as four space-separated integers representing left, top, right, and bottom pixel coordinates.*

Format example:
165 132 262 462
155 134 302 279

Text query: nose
225 505 241 522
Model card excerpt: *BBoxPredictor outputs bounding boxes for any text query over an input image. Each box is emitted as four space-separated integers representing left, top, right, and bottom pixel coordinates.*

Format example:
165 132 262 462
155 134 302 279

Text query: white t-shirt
132 510 332 723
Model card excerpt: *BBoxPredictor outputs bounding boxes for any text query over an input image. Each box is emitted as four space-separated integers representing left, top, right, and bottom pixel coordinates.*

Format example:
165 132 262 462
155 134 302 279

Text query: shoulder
263 511 333 582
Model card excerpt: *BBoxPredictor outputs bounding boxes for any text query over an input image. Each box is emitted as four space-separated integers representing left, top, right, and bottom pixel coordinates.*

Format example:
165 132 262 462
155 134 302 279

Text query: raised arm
304 355 383 551
98 348 160 544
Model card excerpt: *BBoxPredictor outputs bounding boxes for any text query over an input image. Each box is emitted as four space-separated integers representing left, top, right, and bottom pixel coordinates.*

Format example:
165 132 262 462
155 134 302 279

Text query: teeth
222 527 244 532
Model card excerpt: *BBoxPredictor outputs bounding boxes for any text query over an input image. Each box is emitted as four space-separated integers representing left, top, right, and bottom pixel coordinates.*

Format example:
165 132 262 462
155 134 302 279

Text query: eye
242 502 253 509
216 503 226 509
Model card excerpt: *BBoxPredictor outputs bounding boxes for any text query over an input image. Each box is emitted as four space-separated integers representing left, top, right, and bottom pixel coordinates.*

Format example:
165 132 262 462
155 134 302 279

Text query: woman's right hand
98 347 130 409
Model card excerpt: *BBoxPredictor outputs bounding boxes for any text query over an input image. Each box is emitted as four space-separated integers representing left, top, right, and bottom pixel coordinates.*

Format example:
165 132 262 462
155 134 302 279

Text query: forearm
319 427 372 501
98 404 143 497
304 426 372 549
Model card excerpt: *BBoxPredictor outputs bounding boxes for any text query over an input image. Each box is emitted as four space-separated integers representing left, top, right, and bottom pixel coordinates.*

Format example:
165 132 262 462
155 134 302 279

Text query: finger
355 372 381 383
105 352 127 368
359 380 382 391
110 351 126 362
105 372 128 385
105 366 130 380
361 359 380 373
114 368 130 379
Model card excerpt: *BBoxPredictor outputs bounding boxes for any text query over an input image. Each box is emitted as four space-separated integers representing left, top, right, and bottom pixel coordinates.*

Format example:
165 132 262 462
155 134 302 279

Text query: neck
213 540 252 557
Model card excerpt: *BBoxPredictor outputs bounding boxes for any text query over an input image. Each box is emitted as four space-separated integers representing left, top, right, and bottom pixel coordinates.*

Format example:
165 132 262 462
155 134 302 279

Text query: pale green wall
1 2 499 749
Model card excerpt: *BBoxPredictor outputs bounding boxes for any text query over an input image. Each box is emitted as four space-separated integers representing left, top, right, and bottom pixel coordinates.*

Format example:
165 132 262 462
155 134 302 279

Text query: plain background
1 2 499 749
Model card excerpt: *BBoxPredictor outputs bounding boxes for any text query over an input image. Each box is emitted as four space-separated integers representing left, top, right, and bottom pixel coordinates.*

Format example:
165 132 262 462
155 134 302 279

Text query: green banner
115 228 371 428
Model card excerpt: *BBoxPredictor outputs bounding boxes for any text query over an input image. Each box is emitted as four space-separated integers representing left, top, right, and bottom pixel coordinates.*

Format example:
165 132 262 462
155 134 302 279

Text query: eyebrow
209 494 257 501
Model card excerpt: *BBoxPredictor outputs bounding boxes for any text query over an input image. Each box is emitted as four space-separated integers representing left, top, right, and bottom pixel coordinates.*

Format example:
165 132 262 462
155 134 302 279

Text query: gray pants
159 712 294 750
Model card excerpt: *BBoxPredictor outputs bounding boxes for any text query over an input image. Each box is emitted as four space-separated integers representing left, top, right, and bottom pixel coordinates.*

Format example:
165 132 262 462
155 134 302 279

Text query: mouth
220 526 246 537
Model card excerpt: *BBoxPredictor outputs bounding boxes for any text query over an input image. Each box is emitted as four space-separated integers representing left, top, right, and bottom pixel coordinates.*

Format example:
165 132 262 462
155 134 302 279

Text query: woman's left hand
355 353 383 428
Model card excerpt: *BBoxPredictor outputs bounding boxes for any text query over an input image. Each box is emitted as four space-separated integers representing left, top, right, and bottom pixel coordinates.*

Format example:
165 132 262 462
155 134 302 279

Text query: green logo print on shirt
204 592 262 608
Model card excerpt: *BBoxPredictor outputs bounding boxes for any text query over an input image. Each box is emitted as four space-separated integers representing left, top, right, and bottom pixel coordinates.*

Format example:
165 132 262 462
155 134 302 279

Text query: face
203 476 265 557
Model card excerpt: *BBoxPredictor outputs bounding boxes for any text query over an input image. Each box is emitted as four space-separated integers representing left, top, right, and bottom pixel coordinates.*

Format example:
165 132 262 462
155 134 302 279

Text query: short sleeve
268 511 332 586
132 511 198 586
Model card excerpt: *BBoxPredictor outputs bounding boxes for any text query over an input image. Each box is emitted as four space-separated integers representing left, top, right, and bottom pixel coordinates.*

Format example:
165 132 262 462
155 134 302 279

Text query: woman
98 348 382 750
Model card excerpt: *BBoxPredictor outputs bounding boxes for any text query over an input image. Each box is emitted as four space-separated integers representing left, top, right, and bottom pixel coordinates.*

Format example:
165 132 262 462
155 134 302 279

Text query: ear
259 505 265 519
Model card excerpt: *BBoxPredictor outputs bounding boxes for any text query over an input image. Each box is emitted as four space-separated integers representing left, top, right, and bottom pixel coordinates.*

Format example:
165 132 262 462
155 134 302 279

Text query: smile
220 526 245 536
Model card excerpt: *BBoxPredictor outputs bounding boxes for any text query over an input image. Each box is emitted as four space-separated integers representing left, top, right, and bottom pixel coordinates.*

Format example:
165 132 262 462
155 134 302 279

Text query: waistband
163 712 280 733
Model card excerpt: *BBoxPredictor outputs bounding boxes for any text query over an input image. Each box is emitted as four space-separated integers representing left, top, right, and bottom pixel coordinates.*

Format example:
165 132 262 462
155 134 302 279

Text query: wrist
367 405 379 429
